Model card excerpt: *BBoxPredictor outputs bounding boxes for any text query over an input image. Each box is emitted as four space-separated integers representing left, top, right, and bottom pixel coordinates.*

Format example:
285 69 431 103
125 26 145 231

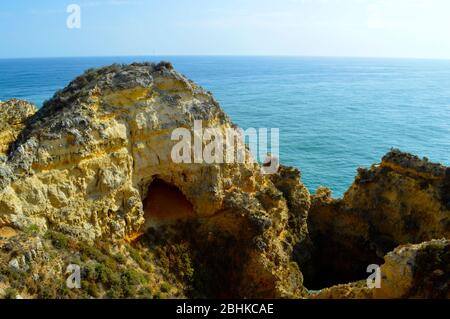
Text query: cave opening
301 234 385 290
139 177 247 298
143 178 195 228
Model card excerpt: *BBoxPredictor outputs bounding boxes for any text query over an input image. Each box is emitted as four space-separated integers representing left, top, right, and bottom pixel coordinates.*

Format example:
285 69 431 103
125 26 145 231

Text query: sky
1 0 450 59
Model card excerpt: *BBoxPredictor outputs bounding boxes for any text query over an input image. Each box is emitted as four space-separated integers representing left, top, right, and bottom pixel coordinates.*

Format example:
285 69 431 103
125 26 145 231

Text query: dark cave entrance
143 178 195 227
140 177 247 298
300 234 385 290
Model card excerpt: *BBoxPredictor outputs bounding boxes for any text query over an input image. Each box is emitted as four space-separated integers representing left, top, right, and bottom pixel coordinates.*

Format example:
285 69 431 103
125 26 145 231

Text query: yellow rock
0 63 310 298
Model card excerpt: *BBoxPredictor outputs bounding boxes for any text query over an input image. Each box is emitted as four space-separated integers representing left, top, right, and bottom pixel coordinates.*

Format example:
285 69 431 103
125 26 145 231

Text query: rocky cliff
0 63 448 299
0 99 36 156
307 149 450 290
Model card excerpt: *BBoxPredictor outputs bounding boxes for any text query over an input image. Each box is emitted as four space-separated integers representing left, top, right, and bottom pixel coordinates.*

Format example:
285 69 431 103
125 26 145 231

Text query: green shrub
3 288 18 299
44 231 69 249
127 246 153 272
160 282 171 293
25 224 39 235
113 253 127 264
37 285 57 299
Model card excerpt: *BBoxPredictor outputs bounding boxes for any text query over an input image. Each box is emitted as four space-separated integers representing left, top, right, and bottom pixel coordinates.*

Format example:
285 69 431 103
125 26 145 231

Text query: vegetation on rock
0 63 448 299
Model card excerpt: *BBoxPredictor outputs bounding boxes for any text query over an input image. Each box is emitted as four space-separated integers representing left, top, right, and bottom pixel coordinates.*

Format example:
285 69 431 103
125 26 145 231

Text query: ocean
1 56 449 196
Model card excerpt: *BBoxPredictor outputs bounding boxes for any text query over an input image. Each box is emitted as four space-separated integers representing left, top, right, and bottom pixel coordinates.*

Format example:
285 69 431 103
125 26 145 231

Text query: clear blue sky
1 0 450 59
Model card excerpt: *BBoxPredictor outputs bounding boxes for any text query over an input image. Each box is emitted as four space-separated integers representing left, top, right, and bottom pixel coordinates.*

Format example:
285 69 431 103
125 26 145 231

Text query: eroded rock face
375 239 449 298
0 63 310 298
310 239 450 299
0 64 448 299
270 165 313 277
0 99 37 157
307 149 450 289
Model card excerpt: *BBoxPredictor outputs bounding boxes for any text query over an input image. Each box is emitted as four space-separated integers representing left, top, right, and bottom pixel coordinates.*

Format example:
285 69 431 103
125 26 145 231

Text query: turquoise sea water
1 56 450 196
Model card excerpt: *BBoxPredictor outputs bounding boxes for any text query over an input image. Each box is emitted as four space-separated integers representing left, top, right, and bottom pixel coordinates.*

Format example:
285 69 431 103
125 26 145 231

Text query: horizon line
1 54 450 62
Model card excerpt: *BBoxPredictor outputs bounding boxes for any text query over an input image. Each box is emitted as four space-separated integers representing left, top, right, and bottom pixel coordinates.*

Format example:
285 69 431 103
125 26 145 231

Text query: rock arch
142 177 195 229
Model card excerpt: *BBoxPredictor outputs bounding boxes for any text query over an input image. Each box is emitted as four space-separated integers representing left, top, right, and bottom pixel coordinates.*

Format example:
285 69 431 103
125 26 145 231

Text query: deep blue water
1 56 450 196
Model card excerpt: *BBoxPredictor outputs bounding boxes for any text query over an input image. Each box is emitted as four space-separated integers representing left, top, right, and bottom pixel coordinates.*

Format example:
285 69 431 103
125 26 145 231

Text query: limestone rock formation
0 62 309 298
0 99 36 156
310 239 449 299
0 63 448 299
307 149 449 290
